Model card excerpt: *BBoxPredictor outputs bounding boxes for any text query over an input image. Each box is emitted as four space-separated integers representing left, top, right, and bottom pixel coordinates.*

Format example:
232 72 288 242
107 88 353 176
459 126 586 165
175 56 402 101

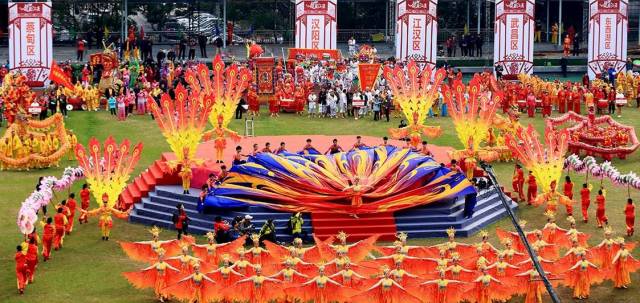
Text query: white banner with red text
493 0 535 78
295 0 337 50
587 0 628 79
395 0 438 70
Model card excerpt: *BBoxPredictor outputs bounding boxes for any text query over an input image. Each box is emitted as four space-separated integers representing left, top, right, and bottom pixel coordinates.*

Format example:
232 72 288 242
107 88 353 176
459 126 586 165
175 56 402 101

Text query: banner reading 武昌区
395 0 438 70
493 0 535 77
358 63 382 91
8 1 53 87
295 0 337 50
587 0 628 79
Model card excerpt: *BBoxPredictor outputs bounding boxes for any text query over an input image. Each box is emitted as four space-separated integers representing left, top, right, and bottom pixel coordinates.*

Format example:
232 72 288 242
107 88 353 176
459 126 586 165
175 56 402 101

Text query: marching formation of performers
120 217 639 303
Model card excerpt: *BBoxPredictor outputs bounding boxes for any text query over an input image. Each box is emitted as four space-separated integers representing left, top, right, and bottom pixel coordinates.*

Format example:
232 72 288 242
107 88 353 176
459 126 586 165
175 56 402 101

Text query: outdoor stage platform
124 135 518 241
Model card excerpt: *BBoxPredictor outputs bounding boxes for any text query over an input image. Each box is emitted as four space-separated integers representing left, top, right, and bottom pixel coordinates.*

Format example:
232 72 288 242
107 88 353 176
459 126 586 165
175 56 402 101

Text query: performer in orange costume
329 261 370 290
541 90 551 117
165 243 202 278
81 194 129 240
40 217 54 261
229 265 284 303
465 267 511 303
611 237 640 289
65 193 77 233
247 86 260 116
230 248 259 276
591 226 617 273
486 253 520 287
409 270 469 303
515 269 556 303
15 245 28 294
79 184 91 223
269 257 310 284
205 255 245 302
122 248 180 303
526 171 537 205
542 211 567 248
24 238 38 284
52 207 68 250
350 266 421 303
595 189 608 228
580 183 591 223
327 232 379 263
294 86 305 115
204 114 241 164
192 232 246 267
119 226 195 263
246 233 270 265
162 262 217 303
563 176 574 216
563 254 602 300
512 164 525 202
269 91 280 117
625 198 635 236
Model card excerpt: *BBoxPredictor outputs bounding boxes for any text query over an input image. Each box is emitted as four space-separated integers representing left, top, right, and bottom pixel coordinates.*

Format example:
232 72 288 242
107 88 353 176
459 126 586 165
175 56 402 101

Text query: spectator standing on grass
179 35 187 60
198 33 207 58
464 179 478 218
172 203 190 240
188 36 197 60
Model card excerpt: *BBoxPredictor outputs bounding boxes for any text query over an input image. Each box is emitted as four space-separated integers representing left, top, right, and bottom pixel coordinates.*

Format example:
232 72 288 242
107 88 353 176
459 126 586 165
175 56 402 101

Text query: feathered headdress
148 226 161 237
337 231 348 241
446 227 456 238
566 216 576 225
396 232 408 242
251 233 260 242
206 231 216 241
603 226 613 235
544 210 556 221
479 230 489 238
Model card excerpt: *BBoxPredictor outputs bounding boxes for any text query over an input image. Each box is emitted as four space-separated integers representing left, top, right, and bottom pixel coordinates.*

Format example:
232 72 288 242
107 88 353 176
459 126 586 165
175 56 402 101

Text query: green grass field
1 108 639 302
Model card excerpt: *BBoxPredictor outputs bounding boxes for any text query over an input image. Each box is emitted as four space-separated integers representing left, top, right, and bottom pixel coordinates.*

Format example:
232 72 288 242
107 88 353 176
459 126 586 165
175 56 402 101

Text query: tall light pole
477 0 481 34
222 0 227 48
558 0 562 47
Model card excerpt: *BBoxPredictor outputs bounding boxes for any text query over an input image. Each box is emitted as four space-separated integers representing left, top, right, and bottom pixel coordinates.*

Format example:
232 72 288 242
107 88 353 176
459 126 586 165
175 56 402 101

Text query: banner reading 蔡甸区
587 0 628 79
8 1 53 87
493 0 535 78
395 0 438 69
295 0 337 50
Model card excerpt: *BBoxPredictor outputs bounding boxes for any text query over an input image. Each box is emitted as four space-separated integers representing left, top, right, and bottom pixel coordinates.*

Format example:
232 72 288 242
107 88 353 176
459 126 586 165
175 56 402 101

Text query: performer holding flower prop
506 125 571 211
180 55 251 163
148 84 214 194
75 136 142 240
383 60 445 149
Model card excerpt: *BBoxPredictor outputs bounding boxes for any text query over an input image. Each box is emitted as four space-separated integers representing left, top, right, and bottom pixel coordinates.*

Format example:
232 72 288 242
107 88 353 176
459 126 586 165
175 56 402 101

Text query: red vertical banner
254 57 276 94
358 63 382 91
8 2 53 87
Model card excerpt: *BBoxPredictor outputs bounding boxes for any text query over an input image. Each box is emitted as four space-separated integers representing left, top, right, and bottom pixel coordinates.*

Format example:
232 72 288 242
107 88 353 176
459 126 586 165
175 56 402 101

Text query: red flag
358 63 382 91
49 61 74 90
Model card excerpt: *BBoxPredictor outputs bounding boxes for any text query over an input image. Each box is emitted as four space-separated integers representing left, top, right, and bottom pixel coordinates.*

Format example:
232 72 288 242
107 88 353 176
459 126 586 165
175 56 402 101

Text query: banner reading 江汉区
295 0 337 50
494 0 535 77
395 0 438 69
587 0 628 79
8 1 53 87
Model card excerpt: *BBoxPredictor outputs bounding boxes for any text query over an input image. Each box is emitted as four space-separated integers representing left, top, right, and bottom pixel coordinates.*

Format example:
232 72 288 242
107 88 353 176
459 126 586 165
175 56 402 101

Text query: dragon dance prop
0 72 36 124
74 136 143 208
505 125 571 210
565 154 640 196
383 60 445 149
16 167 84 234
546 111 639 160
0 113 72 170
181 55 251 163
207 146 475 215
148 84 214 193
442 75 505 175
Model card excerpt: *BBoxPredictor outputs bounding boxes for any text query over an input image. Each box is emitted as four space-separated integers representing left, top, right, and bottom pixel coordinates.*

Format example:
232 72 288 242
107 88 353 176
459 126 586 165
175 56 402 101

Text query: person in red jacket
541 90 552 117
79 184 90 224
15 245 28 294
625 198 635 236
53 207 68 250
595 189 608 228
41 217 54 261
76 38 85 61
563 176 574 216
557 87 567 114
526 91 536 117
66 193 77 234
526 171 537 205
572 88 582 114
25 238 38 284
580 183 591 223
513 164 525 202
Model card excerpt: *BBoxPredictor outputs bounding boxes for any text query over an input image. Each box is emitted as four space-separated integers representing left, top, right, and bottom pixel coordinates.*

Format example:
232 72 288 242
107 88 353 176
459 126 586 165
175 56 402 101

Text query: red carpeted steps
311 212 398 241
117 157 182 210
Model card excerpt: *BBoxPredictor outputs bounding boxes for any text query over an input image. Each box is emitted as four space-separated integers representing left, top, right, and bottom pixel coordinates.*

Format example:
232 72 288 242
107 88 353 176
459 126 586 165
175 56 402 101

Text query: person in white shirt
352 92 362 120
308 92 318 118
338 89 347 118
348 37 357 56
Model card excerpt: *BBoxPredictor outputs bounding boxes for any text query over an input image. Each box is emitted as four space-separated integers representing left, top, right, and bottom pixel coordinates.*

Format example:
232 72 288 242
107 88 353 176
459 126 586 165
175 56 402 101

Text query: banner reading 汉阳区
395 0 438 69
494 0 535 77
358 63 382 91
295 0 337 50
587 0 628 79
8 1 53 87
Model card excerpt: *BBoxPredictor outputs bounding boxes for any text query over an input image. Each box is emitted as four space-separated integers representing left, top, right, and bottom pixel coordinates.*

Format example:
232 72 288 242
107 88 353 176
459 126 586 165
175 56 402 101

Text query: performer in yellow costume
80 194 130 240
